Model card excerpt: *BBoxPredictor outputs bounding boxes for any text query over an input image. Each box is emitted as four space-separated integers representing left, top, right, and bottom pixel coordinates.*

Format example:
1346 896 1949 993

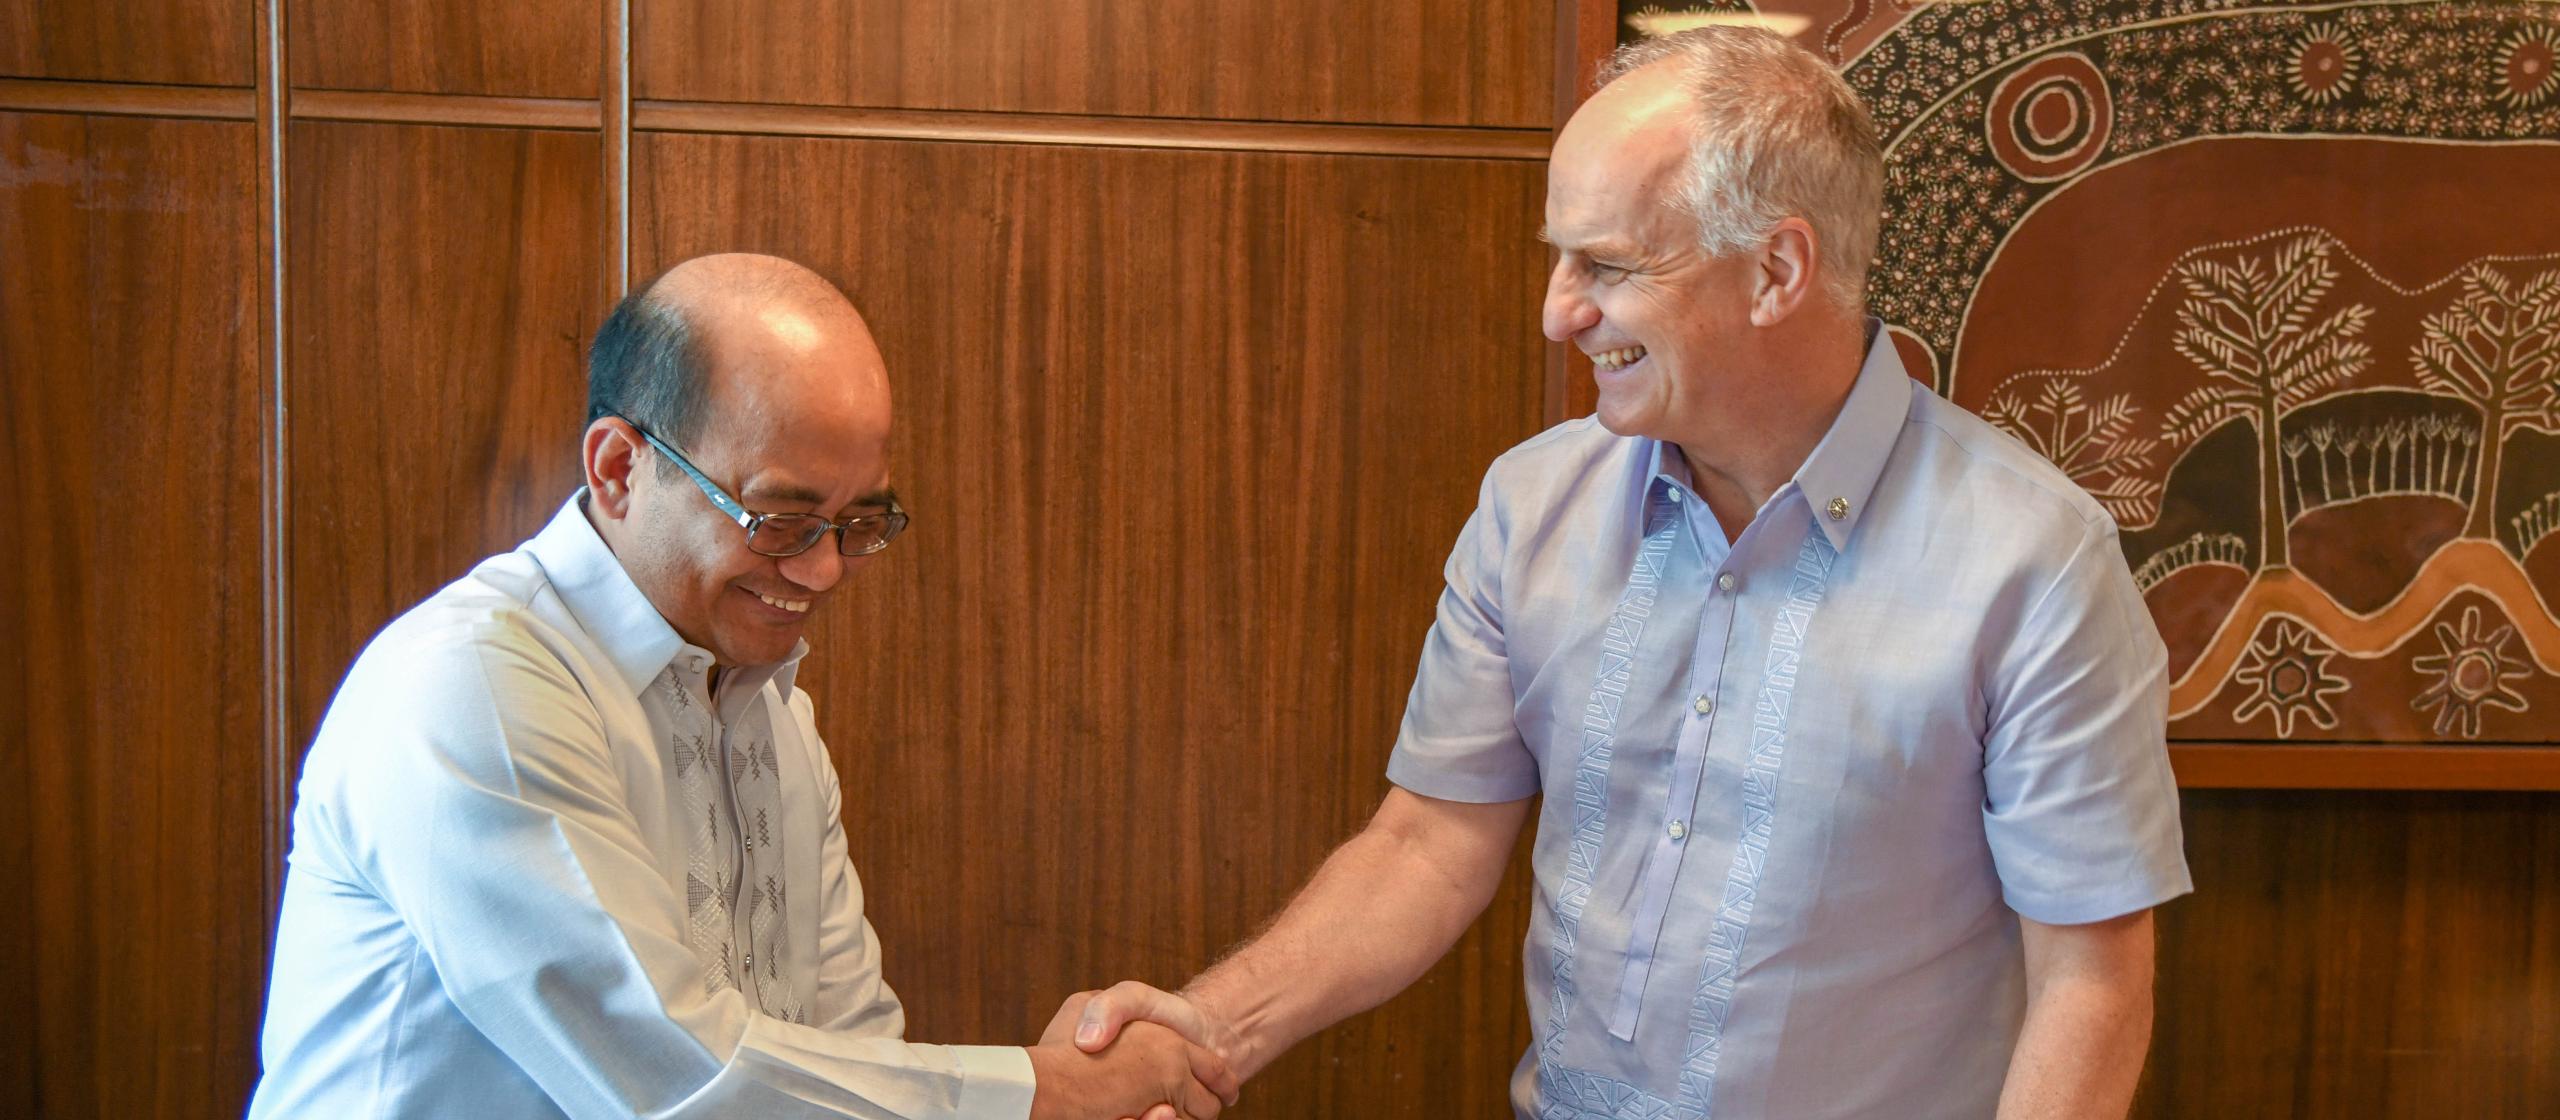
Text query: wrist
1181 986 1266 1080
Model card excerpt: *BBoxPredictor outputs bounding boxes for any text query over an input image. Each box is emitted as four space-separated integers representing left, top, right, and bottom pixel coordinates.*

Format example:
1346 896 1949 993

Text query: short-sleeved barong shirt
1386 327 2192 1120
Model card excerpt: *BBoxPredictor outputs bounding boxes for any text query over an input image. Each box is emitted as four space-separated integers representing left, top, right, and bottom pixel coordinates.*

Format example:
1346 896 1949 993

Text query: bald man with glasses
252 253 1235 1120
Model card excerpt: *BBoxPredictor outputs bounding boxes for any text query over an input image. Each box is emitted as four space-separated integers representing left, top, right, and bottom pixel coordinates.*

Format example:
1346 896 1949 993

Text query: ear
583 416 646 521
1749 218 1821 327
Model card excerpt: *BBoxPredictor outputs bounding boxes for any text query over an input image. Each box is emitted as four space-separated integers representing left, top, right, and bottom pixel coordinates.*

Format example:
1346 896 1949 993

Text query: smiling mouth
752 590 811 614
1590 345 1648 372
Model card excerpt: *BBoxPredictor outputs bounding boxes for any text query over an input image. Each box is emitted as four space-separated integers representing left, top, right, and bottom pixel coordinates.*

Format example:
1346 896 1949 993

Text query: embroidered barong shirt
1386 329 2193 1120
251 496 1036 1119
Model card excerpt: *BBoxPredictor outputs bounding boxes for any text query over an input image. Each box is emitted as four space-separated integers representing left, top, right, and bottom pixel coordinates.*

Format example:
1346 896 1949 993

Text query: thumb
1077 980 1189 1052
1074 992 1130 1051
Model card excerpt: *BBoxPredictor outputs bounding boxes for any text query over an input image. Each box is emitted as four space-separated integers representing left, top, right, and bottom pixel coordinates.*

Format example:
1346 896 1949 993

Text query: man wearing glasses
251 253 1235 1120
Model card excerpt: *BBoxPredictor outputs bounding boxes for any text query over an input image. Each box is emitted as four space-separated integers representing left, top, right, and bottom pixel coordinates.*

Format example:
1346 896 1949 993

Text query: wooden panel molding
636 130 1550 1114
0 77 254 120
0 110 266 1120
637 99 1551 160
284 121 600 758
2171 744 2560 791
0 0 252 86
289 0 599 99
639 0 1550 129
288 88 600 129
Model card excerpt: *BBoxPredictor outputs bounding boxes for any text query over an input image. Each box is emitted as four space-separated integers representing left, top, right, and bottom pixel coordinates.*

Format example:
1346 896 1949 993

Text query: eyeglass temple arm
631 426 756 527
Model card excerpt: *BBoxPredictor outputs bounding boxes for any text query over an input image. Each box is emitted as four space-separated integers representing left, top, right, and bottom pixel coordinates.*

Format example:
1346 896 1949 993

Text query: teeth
756 591 810 614
1591 345 1647 371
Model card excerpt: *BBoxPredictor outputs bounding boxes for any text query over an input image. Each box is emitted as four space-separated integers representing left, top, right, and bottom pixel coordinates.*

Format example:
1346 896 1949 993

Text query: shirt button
1716 572 1737 592
1693 695 1713 715
1668 820 1688 841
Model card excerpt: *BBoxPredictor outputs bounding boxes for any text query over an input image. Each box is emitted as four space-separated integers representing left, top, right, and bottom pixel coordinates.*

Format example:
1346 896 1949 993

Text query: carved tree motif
1984 375 2162 524
2412 264 2560 540
2161 233 2374 569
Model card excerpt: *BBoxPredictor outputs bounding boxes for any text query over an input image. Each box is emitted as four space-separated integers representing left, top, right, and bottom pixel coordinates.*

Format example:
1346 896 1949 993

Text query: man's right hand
1026 1021 1238 1120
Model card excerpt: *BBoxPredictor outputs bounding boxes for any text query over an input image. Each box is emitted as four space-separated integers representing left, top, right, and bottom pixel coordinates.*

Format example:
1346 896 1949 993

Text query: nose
777 541 848 595
1543 260 1598 342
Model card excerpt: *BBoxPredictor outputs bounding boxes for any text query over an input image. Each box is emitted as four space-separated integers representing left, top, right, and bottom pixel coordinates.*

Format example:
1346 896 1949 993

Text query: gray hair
1595 28 1884 313
587 274 708 477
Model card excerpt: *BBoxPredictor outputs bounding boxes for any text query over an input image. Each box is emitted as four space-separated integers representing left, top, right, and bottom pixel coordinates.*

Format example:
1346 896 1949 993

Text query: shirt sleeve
1978 519 2195 925
1385 468 1542 803
317 621 1036 1120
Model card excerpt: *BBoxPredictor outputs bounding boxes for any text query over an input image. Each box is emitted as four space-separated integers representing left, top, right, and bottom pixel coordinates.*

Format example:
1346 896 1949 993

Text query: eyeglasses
621 419 909 558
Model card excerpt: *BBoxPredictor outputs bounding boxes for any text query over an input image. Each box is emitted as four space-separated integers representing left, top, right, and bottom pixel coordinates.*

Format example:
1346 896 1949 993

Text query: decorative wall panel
1624 2 2560 765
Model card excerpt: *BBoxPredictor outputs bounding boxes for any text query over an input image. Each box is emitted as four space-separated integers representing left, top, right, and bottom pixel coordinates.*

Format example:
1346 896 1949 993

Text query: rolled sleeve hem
1386 753 1541 804
947 1045 1036 1120
2003 871 2194 927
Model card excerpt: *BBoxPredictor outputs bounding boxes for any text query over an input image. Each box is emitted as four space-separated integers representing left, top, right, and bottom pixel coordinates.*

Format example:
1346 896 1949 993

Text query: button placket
1604 493 1747 1042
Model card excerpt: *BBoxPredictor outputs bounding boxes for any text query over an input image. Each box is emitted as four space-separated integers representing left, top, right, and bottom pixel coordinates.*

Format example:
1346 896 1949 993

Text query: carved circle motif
1984 51 2111 184
2498 26 2559 107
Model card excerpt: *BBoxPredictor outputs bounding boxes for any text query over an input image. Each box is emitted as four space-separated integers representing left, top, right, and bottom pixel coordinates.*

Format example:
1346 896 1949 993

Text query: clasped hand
1027 983 1242 1120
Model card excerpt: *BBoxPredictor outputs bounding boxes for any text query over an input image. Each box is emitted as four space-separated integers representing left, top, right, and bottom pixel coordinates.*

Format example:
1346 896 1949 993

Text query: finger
1077 980 1189 1051
1176 1074 1224 1120
1139 1109 1178 1120
1185 1042 1241 1105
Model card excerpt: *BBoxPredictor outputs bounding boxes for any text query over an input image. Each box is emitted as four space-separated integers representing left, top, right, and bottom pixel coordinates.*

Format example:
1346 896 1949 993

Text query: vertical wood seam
604 0 630 302
257 0 292 925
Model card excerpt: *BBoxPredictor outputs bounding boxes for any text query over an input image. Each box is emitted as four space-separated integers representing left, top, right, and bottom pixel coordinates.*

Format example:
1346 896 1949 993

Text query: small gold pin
1827 497 1850 521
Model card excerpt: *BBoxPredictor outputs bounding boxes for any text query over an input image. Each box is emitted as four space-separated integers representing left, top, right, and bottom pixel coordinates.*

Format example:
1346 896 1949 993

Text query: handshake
1025 982 1245 1120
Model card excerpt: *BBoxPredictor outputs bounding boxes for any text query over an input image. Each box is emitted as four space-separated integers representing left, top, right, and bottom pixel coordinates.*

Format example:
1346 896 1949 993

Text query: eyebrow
741 481 829 505
740 481 900 514
1538 226 1641 260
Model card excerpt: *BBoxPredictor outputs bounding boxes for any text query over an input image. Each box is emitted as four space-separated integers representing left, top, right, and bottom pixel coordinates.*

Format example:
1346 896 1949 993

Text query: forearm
1183 796 1523 1078
1995 920 2155 1120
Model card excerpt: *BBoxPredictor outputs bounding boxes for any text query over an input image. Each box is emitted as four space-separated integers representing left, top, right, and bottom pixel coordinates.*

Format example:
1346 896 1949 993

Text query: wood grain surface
0 110 266 1119
289 0 599 98
2143 790 2560 1119
0 0 252 86
638 0 1550 129
282 121 599 762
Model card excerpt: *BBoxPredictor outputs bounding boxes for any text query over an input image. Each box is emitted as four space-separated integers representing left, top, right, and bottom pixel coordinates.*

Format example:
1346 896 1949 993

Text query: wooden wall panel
0 111 264 1119
0 0 252 86
638 0 1550 129
2140 791 2560 1119
634 131 1550 1113
284 122 599 759
290 0 600 98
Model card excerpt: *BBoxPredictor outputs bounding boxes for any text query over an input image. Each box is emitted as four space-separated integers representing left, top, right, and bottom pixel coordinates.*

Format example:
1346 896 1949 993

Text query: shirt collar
1637 319 1912 553
1789 320 1913 552
523 490 810 698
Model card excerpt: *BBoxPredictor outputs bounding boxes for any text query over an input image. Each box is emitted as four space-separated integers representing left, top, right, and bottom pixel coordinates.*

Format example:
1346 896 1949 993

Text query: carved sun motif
2495 24 2559 108
2287 20 2364 104
2410 606 2533 738
2231 619 2350 737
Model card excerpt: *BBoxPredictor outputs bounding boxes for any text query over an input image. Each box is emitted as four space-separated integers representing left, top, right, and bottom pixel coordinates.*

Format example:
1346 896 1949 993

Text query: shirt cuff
944 1044 1036 1120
